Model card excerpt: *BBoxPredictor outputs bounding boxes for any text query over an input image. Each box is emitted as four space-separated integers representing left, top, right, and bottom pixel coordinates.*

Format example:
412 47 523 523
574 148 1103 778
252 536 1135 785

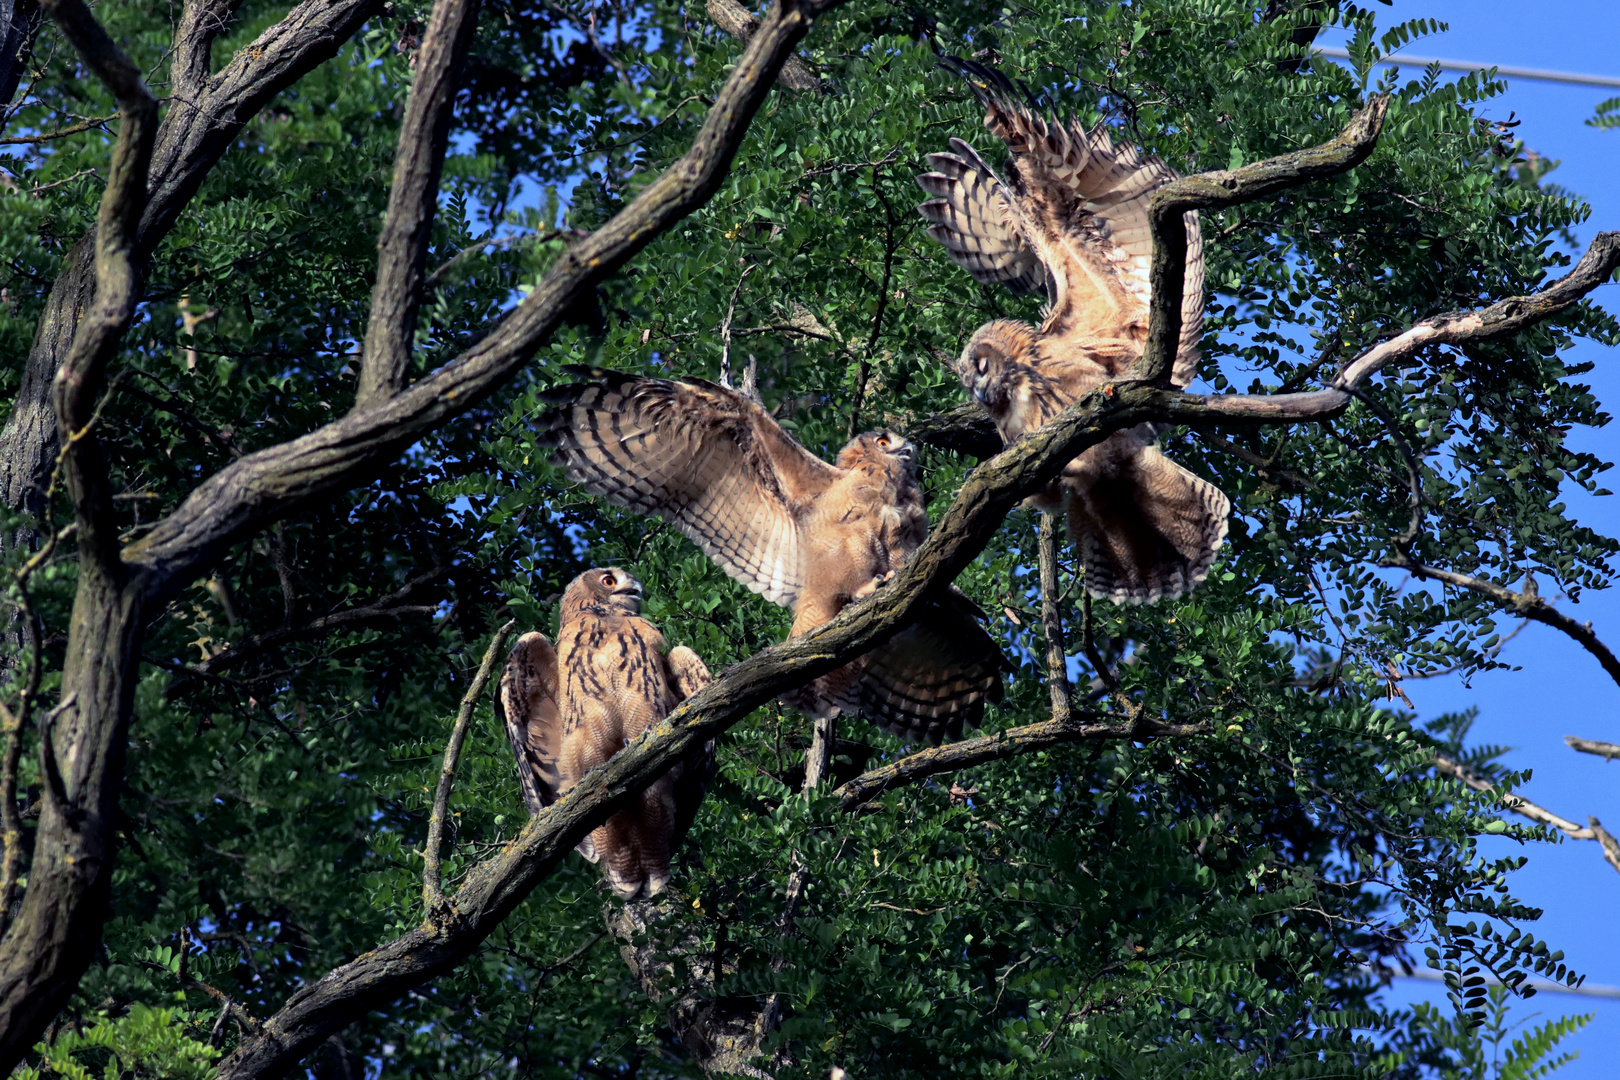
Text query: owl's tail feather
858 593 1008 745
1067 443 1230 605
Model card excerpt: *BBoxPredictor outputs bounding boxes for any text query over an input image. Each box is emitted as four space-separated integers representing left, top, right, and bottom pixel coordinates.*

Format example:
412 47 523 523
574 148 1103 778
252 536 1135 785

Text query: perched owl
536 366 1005 743
918 57 1230 604
496 567 715 899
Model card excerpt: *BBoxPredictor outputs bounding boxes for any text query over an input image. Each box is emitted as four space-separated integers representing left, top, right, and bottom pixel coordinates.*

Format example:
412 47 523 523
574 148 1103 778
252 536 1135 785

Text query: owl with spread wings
919 57 1230 605
536 367 1005 744
497 567 714 899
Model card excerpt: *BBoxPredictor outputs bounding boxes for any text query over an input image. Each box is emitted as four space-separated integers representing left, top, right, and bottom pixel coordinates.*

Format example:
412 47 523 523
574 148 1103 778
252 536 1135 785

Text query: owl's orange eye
601 573 615 586
877 436 890 447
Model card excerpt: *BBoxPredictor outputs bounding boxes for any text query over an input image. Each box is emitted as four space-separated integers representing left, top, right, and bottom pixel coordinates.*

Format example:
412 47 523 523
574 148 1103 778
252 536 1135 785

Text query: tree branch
835 715 1207 812
1036 513 1070 725
1566 736 1620 762
356 0 481 407
1384 554 1620 693
422 621 514 914
1136 96 1390 384
44 0 157 571
170 0 245 105
1434 753 1620 877
706 0 820 92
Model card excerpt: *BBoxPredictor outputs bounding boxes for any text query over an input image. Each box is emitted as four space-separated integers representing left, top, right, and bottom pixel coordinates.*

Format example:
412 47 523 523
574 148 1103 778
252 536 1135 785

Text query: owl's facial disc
874 432 914 462
596 567 643 611
957 332 1005 405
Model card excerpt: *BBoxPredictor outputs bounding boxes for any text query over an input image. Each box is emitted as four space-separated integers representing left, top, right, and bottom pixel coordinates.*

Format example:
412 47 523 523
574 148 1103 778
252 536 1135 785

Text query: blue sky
1313 2 1620 1074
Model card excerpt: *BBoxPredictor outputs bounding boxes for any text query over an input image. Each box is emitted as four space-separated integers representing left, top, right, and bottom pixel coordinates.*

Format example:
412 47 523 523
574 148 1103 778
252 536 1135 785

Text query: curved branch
1384 554 1620 694
836 716 1208 812
357 0 481 406
1434 753 1620 877
1137 95 1391 383
44 0 158 569
422 621 515 914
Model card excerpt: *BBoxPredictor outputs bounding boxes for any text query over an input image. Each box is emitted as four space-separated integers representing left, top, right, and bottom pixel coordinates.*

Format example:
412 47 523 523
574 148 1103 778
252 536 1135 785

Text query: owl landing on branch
536 366 1005 744
919 55 1230 605
496 567 714 900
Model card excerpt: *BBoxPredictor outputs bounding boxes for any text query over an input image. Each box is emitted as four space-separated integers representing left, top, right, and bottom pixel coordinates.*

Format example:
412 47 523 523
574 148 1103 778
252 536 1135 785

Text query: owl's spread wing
930 57 1206 387
497 631 601 862
537 367 842 607
858 590 1008 745
917 138 1047 296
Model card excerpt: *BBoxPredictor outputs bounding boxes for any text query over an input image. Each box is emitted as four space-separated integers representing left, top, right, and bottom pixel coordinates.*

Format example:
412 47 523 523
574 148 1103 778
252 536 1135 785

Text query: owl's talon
853 570 896 600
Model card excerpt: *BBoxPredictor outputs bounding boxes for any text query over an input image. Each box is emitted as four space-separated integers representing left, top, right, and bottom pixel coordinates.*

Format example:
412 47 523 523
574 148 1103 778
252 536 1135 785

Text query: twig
835 715 1206 811
0 114 117 145
1037 513 1071 723
1433 753 1620 877
718 264 755 394
423 621 517 915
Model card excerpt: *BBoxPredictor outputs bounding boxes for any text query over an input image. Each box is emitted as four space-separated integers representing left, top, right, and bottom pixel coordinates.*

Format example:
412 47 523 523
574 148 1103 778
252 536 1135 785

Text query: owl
918 57 1230 604
536 366 1005 743
496 567 715 899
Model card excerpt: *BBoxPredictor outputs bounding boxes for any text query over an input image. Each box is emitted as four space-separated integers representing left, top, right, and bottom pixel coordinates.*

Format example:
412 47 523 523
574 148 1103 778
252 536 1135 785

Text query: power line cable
1313 46 1620 90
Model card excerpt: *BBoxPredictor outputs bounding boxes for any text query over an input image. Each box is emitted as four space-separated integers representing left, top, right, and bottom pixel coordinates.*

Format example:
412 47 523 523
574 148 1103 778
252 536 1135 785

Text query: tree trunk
0 561 141 1071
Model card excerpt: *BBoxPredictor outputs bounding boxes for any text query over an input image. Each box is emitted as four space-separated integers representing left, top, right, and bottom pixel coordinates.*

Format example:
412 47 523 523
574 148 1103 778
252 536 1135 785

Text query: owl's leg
783 596 862 720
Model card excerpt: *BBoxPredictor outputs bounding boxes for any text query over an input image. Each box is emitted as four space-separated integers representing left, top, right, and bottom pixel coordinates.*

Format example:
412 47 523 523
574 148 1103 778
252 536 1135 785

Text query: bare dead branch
1385 554 1620 694
1434 752 1620 877
835 715 1208 812
1037 513 1071 724
1136 96 1391 383
423 621 515 914
1567 736 1620 762
356 0 481 407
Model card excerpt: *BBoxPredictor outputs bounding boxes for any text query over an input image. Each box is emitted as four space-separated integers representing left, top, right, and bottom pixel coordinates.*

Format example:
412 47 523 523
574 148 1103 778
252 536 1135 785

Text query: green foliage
16 1005 219 1080
1591 96 1620 131
2 0 1614 1076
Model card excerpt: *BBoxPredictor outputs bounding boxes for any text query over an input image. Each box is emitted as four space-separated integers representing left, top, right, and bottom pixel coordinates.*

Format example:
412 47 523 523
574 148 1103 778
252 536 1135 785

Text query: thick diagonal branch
127 0 843 615
1136 96 1390 384
1434 753 1620 877
356 0 481 406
